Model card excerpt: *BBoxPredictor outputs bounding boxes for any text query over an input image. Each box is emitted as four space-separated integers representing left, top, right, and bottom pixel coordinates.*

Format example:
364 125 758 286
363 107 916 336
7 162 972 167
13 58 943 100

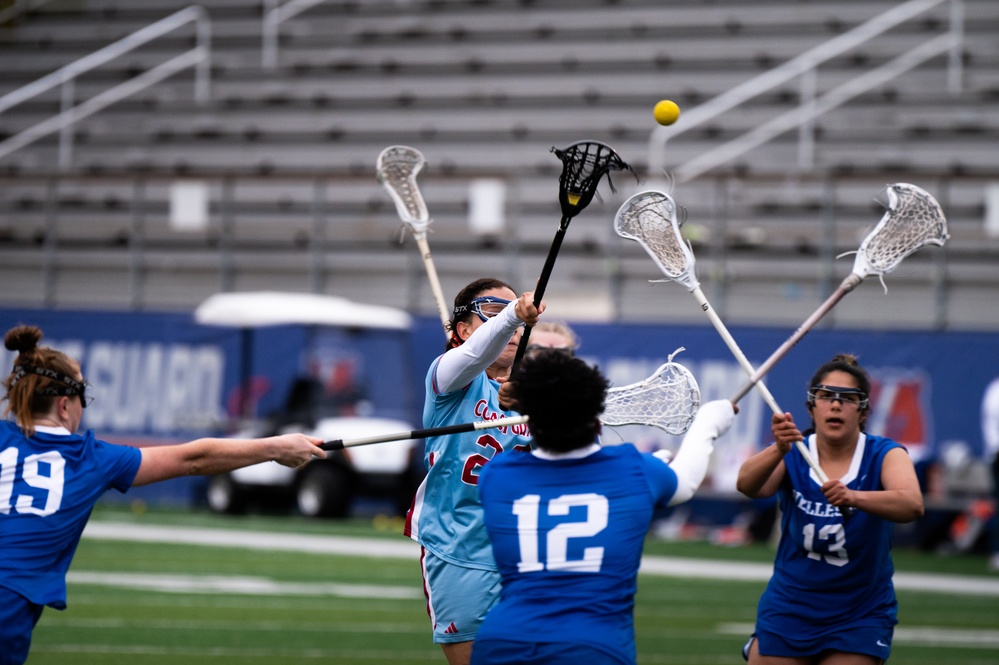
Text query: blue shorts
420 547 501 644
472 639 631 665
0 586 45 665
747 624 891 663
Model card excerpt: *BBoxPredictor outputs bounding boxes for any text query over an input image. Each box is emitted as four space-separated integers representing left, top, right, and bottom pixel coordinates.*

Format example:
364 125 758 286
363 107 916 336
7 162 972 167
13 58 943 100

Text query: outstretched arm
667 400 737 506
736 412 796 498
133 433 325 486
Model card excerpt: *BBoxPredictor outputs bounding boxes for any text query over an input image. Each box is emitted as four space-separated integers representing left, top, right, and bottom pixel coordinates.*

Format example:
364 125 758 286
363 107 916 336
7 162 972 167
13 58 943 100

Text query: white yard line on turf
83 520 418 558
67 571 421 599
82 521 999 596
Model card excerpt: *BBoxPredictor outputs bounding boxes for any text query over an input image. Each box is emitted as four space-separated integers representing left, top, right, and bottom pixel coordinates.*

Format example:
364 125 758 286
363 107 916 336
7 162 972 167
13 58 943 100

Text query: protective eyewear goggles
524 344 574 359
11 364 94 408
807 384 868 410
454 296 513 323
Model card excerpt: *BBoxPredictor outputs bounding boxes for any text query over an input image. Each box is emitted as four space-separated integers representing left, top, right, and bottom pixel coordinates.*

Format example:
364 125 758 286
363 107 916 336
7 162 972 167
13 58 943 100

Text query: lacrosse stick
615 189 841 508
601 348 701 436
730 182 948 405
511 140 636 374
376 145 450 340
322 353 700 451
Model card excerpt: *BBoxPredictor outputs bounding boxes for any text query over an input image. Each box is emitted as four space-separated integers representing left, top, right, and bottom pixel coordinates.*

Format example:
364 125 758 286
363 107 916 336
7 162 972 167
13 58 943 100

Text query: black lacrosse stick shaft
510 141 635 376
320 415 529 451
321 421 478 451
511 217 570 372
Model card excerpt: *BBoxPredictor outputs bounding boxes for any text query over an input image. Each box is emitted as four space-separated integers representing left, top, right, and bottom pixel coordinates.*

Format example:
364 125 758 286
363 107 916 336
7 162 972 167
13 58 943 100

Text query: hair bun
832 353 859 366
4 325 42 353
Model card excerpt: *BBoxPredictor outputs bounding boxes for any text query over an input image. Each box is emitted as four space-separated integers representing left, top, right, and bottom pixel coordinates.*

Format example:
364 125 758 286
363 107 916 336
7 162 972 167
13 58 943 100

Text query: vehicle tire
206 473 247 515
297 463 352 518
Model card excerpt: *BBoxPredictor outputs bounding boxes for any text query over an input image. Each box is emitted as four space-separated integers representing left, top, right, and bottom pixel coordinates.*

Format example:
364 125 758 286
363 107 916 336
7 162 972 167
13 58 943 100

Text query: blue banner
1 307 996 494
410 317 999 491
0 308 416 444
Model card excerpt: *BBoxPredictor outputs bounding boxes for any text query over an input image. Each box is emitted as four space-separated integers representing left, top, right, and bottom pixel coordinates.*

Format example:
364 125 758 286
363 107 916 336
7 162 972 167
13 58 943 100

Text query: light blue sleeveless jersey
404 356 532 569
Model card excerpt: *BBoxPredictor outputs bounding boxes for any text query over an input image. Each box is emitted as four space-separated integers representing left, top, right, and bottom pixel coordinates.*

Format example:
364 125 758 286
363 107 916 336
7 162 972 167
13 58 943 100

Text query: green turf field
26 505 999 665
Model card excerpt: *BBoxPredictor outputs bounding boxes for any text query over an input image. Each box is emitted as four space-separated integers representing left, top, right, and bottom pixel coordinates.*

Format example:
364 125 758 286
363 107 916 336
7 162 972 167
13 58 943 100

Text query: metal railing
262 0 331 70
0 5 212 170
0 0 54 27
647 0 965 183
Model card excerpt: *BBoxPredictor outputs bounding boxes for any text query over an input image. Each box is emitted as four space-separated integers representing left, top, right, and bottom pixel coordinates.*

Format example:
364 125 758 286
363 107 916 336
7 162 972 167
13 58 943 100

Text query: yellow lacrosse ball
653 99 680 126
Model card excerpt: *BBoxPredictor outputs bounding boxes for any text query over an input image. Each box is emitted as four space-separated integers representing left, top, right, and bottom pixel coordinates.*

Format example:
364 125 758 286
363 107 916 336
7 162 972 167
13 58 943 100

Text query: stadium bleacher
0 0 996 328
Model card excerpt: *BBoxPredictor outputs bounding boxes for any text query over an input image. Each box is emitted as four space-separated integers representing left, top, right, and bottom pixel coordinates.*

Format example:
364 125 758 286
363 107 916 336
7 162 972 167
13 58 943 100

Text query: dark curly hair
445 277 515 351
513 349 608 453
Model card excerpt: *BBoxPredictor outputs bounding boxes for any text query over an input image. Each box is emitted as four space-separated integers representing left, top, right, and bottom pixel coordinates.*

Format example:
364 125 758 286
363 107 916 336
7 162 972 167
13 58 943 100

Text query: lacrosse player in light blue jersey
737 353 924 665
0 325 325 665
403 277 542 665
473 349 737 665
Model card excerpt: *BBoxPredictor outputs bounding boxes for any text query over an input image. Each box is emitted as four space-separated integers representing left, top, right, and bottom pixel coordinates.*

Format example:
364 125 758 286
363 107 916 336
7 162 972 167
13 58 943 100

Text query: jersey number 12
512 493 608 573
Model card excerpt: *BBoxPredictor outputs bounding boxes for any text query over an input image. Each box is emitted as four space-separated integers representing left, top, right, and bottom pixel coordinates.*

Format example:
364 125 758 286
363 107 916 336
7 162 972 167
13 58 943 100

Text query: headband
10 364 89 403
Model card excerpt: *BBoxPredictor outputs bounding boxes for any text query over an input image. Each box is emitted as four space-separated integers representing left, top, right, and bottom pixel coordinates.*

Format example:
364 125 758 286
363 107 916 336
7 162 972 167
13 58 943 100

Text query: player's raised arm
667 400 738 506
736 411 797 498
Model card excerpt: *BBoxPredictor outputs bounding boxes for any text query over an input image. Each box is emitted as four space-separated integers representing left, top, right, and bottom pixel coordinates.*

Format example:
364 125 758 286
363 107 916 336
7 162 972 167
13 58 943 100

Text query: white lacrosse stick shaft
690 287 832 482
413 233 450 337
376 145 451 340
731 182 949 405
614 190 829 483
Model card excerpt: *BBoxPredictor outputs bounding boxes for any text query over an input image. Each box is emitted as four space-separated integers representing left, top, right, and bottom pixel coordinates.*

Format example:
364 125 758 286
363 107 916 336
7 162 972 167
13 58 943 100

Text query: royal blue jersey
476 444 679 664
404 357 533 569
756 433 903 636
0 420 141 608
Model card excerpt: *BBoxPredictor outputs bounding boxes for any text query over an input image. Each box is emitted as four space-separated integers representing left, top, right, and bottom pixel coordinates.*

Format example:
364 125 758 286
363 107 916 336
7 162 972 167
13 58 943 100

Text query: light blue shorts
420 547 501 644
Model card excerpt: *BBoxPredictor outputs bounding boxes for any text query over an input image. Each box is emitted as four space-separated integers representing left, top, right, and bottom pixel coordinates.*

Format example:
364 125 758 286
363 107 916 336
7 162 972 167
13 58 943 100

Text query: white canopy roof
194 291 411 330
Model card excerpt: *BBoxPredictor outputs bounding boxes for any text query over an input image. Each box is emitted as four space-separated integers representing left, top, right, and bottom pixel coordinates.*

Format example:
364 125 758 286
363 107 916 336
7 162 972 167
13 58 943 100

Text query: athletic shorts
472 639 631 665
0 586 45 665
420 547 501 644
744 624 891 663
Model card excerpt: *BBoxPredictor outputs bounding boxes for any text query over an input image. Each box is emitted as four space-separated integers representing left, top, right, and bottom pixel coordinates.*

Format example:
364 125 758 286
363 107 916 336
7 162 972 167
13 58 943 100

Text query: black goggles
807 384 868 409
525 344 574 358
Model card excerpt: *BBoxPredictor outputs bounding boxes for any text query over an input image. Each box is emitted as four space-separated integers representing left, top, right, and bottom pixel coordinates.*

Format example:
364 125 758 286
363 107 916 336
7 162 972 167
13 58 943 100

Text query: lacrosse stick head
376 145 430 233
614 190 700 291
601 349 701 436
552 140 636 220
851 183 949 279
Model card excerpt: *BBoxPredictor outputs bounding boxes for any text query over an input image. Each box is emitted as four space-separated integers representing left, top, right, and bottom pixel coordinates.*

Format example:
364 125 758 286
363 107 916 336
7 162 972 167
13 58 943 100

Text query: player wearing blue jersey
0 325 325 665
737 354 924 665
404 277 543 665
472 349 738 665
